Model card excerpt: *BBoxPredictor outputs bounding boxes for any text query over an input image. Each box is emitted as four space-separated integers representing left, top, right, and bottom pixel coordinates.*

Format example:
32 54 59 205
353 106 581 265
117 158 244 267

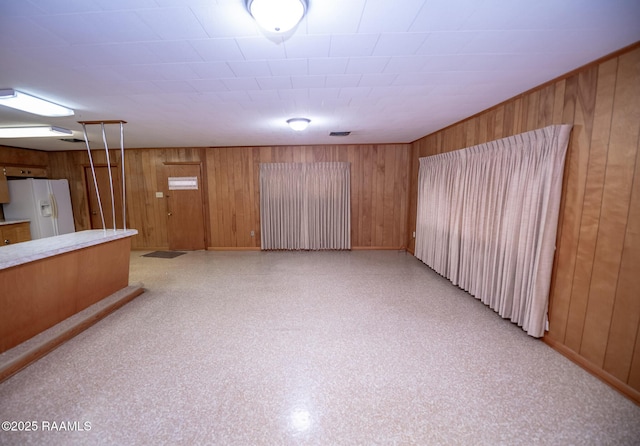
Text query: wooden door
85 166 124 229
164 163 206 250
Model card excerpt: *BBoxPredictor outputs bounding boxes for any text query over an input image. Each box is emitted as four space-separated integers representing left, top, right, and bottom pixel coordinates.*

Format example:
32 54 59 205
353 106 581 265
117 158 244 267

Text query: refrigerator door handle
50 193 58 219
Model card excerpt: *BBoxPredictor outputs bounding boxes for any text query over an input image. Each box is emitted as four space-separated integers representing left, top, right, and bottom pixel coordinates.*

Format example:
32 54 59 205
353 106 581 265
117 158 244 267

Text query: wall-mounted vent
60 138 86 143
330 131 351 137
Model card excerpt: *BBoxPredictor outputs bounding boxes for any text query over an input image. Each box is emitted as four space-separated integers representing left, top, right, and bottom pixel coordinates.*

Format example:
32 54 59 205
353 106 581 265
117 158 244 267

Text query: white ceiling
0 0 639 151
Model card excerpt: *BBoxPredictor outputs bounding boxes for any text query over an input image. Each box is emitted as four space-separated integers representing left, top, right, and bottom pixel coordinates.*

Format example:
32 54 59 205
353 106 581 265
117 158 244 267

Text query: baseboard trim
137 246 409 252
131 247 168 251
543 336 640 405
208 247 261 251
0 285 144 383
351 246 406 251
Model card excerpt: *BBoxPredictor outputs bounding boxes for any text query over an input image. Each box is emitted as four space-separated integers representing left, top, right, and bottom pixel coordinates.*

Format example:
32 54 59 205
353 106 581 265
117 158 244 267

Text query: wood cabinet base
0 285 143 383
0 237 138 353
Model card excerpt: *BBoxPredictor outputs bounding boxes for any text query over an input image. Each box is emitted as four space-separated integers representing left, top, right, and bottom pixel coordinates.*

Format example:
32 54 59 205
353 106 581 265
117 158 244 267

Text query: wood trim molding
543 336 640 405
162 161 202 165
351 246 407 251
208 247 261 251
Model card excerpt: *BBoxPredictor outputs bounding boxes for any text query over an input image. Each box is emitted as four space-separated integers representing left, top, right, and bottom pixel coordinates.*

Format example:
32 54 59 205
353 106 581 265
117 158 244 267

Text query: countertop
0 229 138 270
0 219 30 226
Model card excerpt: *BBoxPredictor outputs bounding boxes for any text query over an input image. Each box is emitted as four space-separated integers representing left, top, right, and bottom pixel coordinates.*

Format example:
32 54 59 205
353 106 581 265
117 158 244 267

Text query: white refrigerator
4 178 76 239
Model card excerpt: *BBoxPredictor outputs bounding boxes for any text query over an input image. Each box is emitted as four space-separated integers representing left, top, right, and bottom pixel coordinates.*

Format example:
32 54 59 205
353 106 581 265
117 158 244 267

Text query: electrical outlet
250 230 255 237
155 192 163 198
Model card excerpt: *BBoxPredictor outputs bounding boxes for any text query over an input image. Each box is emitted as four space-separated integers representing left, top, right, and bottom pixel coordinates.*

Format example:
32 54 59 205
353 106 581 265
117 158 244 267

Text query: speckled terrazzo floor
0 250 639 445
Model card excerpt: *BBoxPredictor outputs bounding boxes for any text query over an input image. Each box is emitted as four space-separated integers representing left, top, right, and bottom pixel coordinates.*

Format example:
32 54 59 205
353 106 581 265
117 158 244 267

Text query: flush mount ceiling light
0 126 73 138
247 0 308 33
0 89 74 117
287 118 310 131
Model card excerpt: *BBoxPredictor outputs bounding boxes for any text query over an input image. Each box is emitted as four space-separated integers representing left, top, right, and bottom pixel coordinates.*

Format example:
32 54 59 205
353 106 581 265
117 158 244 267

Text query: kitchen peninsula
0 229 143 380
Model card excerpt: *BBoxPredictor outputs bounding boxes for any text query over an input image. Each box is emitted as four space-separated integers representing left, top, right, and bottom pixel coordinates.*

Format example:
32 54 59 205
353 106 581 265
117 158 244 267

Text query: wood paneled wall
48 148 205 249
408 44 640 402
0 146 49 167
207 145 410 249
48 144 410 250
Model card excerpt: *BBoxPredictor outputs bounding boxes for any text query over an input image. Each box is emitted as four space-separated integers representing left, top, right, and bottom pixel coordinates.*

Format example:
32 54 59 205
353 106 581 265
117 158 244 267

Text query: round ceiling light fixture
287 118 310 131
247 0 308 33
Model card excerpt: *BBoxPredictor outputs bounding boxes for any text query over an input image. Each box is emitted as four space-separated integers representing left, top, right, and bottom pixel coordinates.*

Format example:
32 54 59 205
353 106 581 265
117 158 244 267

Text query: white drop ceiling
0 0 638 151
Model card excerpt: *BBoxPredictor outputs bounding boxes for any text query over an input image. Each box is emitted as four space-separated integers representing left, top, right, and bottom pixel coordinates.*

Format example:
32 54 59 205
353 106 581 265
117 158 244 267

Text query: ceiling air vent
330 131 351 137
60 138 86 143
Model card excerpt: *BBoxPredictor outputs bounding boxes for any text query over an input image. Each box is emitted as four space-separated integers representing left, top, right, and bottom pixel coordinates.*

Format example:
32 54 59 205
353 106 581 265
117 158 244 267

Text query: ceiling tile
27 0 103 14
284 35 331 58
308 87 340 101
0 16 69 47
189 39 244 61
144 41 204 63
73 43 163 66
278 89 309 101
109 64 166 81
136 7 208 39
393 73 434 87
190 3 260 38
416 31 477 55
94 0 158 10
383 56 428 74
256 76 293 90
358 0 427 33
346 57 390 75
32 11 161 44
329 34 380 57
268 59 308 76
409 0 479 32
325 75 361 88
247 90 281 102
308 58 349 75
189 62 235 79
373 33 429 57
460 0 624 31
188 79 228 93
216 90 252 103
236 37 287 60
227 60 272 77
358 73 398 87
222 78 261 91
306 0 366 34
107 81 163 96
0 1 47 15
292 76 326 89
338 87 372 99
112 64 200 82
150 80 198 93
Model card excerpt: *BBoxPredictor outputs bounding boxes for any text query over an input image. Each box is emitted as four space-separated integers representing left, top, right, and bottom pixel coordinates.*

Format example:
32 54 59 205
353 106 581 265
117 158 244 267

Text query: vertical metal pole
101 123 117 231
120 121 127 230
82 123 107 232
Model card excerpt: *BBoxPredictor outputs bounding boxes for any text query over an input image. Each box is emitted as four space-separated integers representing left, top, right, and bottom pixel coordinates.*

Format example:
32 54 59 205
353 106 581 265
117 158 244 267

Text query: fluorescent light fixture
287 118 310 131
0 126 73 138
0 89 74 117
247 0 307 33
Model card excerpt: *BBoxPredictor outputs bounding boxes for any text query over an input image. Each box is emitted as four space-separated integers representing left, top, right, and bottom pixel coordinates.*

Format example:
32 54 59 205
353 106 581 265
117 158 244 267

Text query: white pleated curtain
415 124 572 337
260 162 351 250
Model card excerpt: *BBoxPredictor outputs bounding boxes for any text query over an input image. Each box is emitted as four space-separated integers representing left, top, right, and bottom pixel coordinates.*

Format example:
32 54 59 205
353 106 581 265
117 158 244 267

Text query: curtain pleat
260 162 351 250
415 125 572 337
